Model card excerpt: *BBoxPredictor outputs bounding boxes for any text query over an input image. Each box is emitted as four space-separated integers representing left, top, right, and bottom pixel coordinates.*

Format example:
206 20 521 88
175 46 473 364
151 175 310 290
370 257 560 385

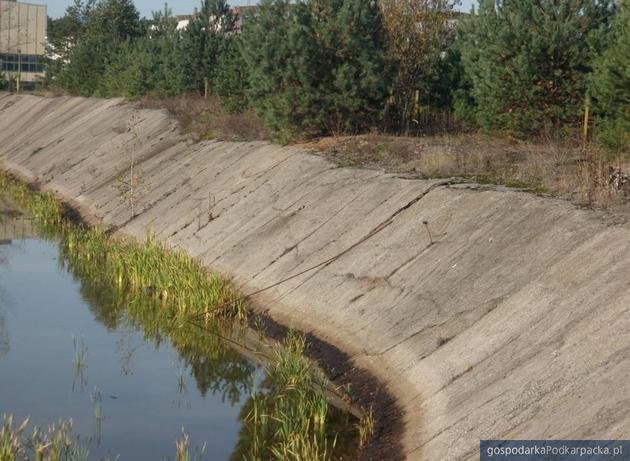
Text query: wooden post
583 94 590 142
414 89 420 116
16 50 22 94
204 78 209 99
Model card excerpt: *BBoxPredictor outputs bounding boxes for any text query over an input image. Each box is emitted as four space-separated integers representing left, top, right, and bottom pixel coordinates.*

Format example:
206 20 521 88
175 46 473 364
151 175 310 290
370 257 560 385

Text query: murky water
0 204 356 460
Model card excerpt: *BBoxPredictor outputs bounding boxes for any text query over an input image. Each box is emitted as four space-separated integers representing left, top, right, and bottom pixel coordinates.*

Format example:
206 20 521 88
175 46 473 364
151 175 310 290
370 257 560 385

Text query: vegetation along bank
1 167 390 460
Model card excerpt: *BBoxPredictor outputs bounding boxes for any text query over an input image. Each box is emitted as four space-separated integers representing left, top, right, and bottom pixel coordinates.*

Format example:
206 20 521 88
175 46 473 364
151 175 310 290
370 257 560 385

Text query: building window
0 54 44 73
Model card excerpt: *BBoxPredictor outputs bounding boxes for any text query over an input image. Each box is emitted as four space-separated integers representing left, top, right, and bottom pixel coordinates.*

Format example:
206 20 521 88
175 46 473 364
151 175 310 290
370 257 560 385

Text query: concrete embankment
2 93 630 460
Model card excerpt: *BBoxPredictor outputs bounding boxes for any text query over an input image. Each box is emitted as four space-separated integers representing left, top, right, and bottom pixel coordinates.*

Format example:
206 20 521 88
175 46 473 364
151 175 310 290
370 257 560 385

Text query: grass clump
0 415 90 461
234 331 360 460
0 174 63 229
61 227 246 321
0 415 205 461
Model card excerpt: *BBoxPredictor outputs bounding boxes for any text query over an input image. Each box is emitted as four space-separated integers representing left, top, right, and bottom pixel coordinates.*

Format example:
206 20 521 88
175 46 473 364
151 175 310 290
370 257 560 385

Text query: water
0 205 354 460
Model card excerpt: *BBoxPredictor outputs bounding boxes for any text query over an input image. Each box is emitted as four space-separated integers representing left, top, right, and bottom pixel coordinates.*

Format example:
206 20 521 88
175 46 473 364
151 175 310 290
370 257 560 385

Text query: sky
41 0 476 19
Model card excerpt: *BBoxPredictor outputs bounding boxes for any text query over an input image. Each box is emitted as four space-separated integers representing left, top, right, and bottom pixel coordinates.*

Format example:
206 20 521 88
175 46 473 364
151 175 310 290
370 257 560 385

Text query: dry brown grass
22 90 630 211
137 95 269 142
306 133 630 210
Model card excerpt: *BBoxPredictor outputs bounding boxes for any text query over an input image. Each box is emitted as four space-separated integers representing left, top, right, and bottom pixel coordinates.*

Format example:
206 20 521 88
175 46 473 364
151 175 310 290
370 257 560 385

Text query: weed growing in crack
114 112 148 219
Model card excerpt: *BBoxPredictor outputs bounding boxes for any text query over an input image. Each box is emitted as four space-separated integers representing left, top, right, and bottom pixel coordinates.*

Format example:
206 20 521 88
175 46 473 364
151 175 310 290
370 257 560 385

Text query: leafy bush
380 0 458 130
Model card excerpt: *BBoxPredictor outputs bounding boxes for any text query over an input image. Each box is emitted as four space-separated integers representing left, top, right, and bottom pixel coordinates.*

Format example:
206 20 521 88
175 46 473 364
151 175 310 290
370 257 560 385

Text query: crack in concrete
251 184 372 281
245 179 454 299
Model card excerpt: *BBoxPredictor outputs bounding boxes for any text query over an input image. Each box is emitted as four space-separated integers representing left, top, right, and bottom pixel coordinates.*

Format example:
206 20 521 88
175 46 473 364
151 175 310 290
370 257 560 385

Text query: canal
0 199 357 460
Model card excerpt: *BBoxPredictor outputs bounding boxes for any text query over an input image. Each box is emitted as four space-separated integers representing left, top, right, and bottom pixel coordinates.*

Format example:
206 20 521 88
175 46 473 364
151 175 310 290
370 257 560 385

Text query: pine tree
214 35 249 113
97 41 151 98
591 0 630 150
242 0 389 141
179 0 236 93
43 0 96 86
58 33 110 95
326 0 390 132
458 0 616 136
148 4 186 96
241 0 311 140
97 4 187 98
88 0 142 40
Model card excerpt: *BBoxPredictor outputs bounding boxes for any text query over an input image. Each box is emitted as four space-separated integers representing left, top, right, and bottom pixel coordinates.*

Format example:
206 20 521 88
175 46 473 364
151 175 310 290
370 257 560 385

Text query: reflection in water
90 386 103 446
0 199 41 358
174 361 193 411
115 327 141 376
0 207 10 358
59 248 267 458
72 275 257 405
72 335 89 392
0 303 8 358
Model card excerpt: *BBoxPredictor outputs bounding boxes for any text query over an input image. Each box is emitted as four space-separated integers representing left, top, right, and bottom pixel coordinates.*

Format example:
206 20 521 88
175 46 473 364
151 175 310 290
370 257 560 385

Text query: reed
72 335 88 373
358 406 375 449
174 430 206 461
235 331 347 460
0 415 87 461
60 227 247 321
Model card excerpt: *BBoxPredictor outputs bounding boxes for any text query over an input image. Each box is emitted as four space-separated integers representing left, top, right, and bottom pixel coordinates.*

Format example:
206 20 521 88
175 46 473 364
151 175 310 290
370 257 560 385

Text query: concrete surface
1 93 630 460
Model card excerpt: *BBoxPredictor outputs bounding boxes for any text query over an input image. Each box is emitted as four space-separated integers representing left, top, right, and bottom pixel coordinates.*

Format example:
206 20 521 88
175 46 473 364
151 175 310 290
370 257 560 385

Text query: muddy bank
2 93 630 460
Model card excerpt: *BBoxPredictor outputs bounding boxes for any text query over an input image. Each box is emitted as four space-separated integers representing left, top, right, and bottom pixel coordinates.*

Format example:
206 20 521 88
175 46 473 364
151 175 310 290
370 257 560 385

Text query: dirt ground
304 133 630 212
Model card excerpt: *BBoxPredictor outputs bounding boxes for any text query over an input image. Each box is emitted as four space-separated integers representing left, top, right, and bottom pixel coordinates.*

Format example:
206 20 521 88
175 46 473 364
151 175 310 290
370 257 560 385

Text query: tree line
42 0 629 148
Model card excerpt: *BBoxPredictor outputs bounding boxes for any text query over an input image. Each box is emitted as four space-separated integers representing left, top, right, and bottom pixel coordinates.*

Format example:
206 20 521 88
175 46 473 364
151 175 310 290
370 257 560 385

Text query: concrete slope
1 93 630 460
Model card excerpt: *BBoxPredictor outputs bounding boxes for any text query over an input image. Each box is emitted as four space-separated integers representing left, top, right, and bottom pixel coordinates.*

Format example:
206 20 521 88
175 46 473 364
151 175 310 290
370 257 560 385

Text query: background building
0 0 47 87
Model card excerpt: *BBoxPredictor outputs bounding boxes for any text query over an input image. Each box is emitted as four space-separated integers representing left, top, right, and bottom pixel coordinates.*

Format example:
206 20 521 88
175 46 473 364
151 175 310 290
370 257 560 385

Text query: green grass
0 174 63 229
61 226 247 321
240 331 339 460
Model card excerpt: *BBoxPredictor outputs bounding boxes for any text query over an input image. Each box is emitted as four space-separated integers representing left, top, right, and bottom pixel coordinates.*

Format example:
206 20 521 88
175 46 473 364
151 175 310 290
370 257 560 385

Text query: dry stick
422 220 433 245
583 93 590 143
185 318 271 359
